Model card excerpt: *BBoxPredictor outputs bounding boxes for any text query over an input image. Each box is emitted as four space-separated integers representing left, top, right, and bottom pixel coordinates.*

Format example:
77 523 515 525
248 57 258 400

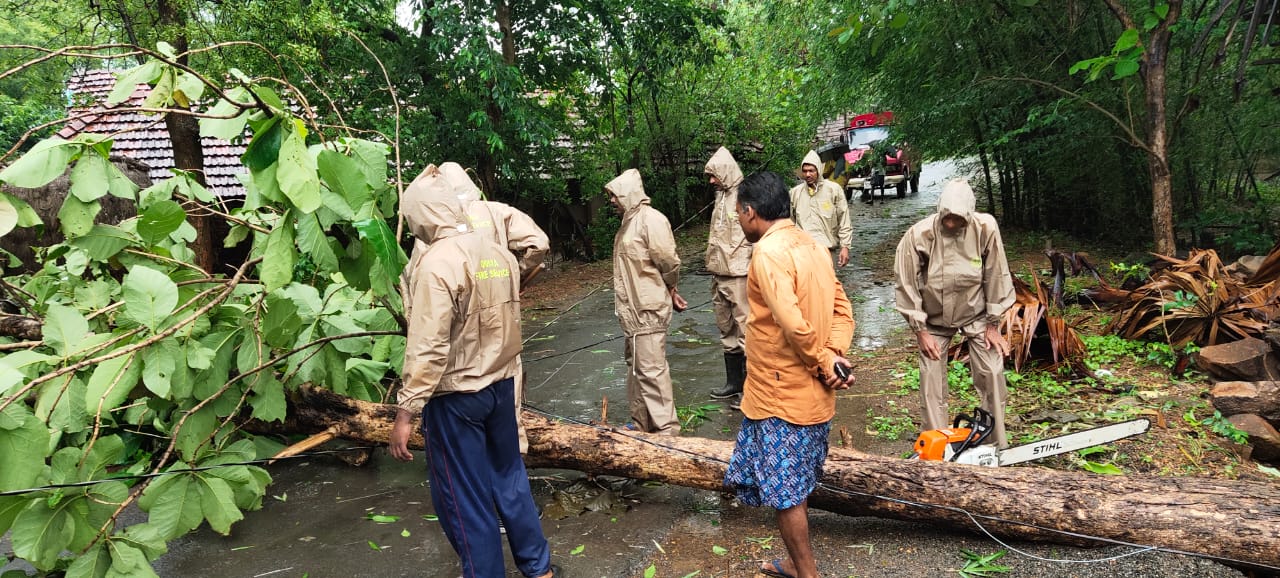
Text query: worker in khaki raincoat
401 162 550 454
893 178 1016 447
790 150 853 268
607 169 686 435
704 147 752 405
388 165 558 578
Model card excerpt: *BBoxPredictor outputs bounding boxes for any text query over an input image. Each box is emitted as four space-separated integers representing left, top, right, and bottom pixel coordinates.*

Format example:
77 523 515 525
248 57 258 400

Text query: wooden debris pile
1106 243 1280 348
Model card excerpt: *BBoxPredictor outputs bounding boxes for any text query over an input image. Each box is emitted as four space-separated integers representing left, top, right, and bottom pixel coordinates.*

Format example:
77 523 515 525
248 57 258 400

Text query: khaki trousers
624 332 681 435
711 275 749 355
918 329 1008 447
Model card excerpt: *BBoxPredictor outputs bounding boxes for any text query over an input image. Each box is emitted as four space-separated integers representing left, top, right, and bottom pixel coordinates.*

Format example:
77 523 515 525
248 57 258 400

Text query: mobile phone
833 361 850 381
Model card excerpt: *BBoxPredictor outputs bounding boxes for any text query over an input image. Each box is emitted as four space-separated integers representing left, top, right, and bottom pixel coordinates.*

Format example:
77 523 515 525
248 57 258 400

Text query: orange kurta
741 219 854 425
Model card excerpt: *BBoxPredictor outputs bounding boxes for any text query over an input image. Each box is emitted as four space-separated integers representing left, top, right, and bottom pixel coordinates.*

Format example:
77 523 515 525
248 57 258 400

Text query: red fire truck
841 111 919 199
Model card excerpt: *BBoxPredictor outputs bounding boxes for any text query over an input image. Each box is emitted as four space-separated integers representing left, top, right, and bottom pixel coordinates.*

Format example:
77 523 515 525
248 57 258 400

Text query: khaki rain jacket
893 179 1015 333
789 150 852 250
704 147 751 277
397 165 522 413
608 169 681 336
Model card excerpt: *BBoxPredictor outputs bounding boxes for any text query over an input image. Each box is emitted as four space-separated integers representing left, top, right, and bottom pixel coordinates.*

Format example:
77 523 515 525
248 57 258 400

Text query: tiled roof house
57 69 247 198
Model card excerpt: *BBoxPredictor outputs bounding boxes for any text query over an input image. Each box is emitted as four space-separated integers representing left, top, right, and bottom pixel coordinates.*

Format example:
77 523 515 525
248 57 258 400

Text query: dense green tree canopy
0 0 1277 575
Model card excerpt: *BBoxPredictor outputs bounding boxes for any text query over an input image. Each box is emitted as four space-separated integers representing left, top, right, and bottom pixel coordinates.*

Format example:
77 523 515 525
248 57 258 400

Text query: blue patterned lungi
724 416 831 510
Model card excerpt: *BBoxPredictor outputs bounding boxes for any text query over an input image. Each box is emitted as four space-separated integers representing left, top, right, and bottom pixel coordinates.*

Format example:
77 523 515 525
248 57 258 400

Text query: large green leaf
66 542 111 578
242 117 283 173
0 405 50 492
174 405 217 462
276 120 320 213
354 217 408 280
69 225 136 261
347 139 389 191
141 339 178 399
0 137 74 188
0 496 32 542
84 352 140 415
0 192 41 235
44 303 89 356
0 194 16 237
141 67 176 110
199 87 251 141
106 541 160 578
10 498 83 570
37 377 89 434
316 149 367 212
294 212 339 273
107 61 161 105
1112 58 1140 80
69 153 111 202
138 473 203 540
137 201 186 246
58 196 101 238
194 474 243 535
262 293 300 348
123 266 178 331
1113 28 1140 53
260 215 296 291
248 377 285 423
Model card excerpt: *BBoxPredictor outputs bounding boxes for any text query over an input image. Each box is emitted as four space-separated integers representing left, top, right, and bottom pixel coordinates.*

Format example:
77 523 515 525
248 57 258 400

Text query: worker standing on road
704 147 752 406
790 150 853 268
726 171 855 578
401 161 550 455
388 165 559 578
893 178 1016 447
607 169 687 435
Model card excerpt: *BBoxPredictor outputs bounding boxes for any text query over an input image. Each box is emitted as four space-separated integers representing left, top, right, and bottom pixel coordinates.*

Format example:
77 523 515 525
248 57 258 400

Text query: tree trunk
269 386 1280 570
1144 3 1181 255
157 0 216 273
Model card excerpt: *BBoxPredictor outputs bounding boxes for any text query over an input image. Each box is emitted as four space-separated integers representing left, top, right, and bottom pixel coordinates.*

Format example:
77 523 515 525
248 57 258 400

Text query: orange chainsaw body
913 427 975 461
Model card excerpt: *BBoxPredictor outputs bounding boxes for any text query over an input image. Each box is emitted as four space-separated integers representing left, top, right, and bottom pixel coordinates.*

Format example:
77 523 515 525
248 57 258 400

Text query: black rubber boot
710 352 745 399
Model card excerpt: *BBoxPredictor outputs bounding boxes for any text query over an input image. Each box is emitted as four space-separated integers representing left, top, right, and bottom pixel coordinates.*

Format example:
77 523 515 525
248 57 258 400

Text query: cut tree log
1210 381 1280 425
1226 414 1280 462
1196 337 1280 382
269 385 1280 570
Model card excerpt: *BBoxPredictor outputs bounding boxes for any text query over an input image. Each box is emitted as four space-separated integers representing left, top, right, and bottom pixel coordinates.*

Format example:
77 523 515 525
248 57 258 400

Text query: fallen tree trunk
272 385 1280 570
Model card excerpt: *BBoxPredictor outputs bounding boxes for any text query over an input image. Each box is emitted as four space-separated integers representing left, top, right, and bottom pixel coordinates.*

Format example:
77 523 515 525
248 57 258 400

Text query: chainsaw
911 407 1150 467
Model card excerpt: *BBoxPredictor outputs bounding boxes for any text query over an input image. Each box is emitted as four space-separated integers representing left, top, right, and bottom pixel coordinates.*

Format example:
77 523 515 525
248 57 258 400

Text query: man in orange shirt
725 171 856 578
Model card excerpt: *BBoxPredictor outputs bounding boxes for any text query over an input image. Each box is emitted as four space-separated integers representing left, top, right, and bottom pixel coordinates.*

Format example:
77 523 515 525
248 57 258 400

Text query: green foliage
1201 410 1249 445
586 206 621 260
864 403 915 441
957 549 1010 577
1109 262 1150 285
0 46 408 576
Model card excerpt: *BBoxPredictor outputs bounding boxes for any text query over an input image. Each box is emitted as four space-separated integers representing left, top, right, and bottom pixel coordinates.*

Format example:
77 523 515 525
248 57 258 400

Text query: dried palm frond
999 268 1089 374
1106 246 1280 348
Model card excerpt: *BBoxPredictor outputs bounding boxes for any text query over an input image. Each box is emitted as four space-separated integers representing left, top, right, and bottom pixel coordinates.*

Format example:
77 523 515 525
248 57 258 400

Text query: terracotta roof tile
60 70 247 199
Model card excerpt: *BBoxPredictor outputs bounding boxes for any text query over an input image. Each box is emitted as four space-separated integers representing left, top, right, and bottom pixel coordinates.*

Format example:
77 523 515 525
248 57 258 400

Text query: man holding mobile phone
724 171 855 578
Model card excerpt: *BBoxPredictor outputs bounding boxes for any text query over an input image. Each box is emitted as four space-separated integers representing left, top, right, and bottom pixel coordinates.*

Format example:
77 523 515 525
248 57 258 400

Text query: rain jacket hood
402 164 469 244
801 149 824 177
609 170 681 336
704 147 752 277
396 168 522 414
936 177 975 231
893 178 1015 333
705 147 744 191
439 161 483 203
607 169 650 214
